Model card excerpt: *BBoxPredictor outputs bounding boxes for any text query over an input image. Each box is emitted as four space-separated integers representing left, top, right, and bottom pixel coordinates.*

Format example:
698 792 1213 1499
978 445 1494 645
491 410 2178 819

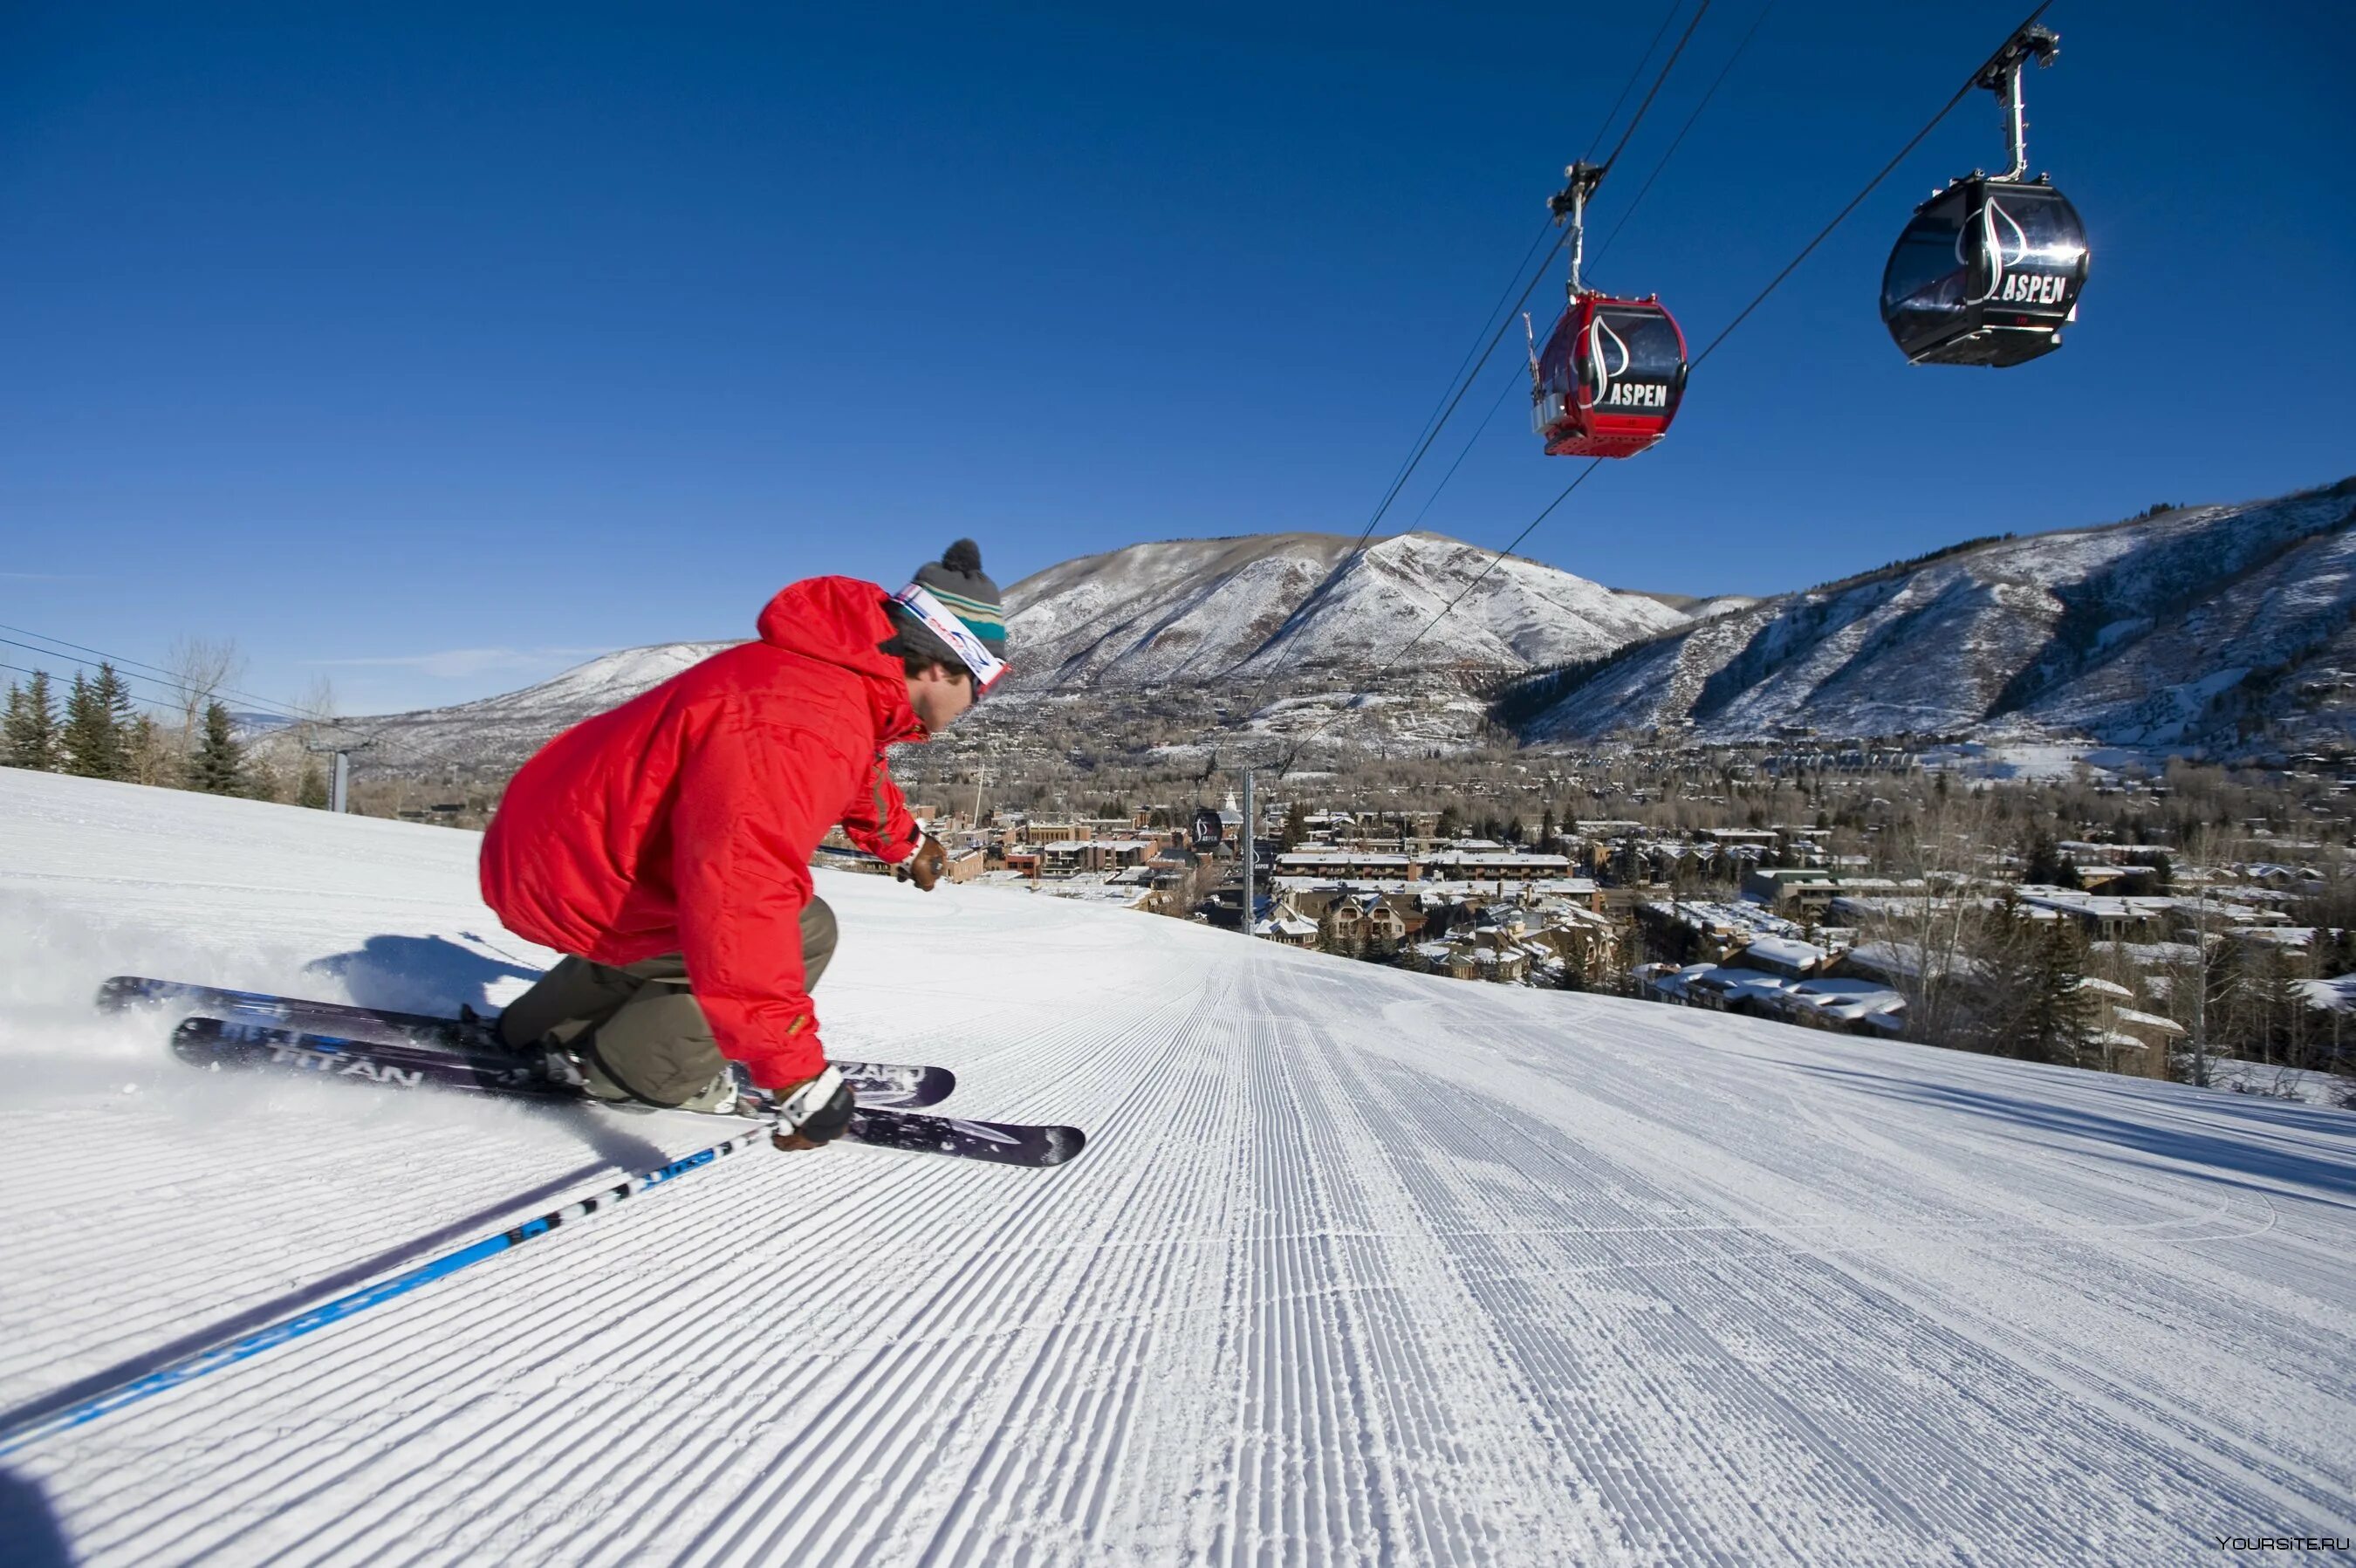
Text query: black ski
101 976 479 1040
102 975 955 1109
170 1017 1086 1168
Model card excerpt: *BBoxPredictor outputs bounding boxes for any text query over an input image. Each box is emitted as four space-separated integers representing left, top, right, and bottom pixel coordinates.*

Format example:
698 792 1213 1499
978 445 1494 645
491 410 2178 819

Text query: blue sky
3 1 2351 716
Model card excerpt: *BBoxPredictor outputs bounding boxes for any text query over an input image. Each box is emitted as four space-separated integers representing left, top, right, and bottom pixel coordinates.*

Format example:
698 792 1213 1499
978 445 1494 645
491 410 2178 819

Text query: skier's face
906 664 975 736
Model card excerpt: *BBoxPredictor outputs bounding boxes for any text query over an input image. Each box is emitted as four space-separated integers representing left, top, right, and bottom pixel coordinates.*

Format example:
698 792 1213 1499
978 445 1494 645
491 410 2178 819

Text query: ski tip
94 976 150 1011
1038 1126 1087 1167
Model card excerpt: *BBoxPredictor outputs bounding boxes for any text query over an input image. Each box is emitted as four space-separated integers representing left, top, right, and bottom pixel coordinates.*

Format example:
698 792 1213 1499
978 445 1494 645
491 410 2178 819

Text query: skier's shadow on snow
305 933 543 1015
0 1113 668 1445
0 1468 73 1567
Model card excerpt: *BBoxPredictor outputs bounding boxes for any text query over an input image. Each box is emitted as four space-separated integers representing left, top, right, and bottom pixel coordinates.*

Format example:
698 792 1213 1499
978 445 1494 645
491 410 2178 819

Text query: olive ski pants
497 897 839 1106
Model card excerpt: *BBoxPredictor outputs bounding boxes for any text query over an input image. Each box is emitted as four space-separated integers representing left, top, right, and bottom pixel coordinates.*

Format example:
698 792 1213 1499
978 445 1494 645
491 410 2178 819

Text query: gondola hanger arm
1547 161 1607 297
1973 21 2058 181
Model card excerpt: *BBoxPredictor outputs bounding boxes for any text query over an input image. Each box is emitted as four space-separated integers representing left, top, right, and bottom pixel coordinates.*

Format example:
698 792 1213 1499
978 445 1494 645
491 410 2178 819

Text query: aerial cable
0 648 390 754
0 633 329 730
1380 217 1560 507
1401 370 1524 537
1328 0 1712 585
1692 0 2053 370
1270 461 1604 777
0 626 456 770
1595 0 1715 177
1044 219 1563 708
1395 1 1756 581
1202 221 1574 750
1247 0 1719 674
1383 461 1604 674
1592 1 1775 265
0 621 338 727
1177 2 1721 780
1369 0 1708 539
1584 3 1685 164
1252 230 1564 647
1273 0 2054 777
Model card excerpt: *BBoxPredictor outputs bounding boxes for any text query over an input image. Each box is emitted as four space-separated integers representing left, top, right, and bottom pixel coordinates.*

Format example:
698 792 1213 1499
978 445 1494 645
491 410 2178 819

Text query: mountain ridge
357 529 1691 770
1002 530 1688 689
1502 476 2356 747
351 480 2356 772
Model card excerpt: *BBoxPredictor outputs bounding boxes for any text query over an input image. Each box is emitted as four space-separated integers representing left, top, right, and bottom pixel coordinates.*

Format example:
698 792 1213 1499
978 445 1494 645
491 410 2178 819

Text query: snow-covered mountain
1510 477 2356 747
358 531 1688 771
356 480 2356 771
4 768 2350 1562
363 640 734 772
1003 531 1689 688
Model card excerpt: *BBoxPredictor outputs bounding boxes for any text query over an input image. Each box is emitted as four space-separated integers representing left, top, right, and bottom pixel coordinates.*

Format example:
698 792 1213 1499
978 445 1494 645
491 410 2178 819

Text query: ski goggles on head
890 582 1010 696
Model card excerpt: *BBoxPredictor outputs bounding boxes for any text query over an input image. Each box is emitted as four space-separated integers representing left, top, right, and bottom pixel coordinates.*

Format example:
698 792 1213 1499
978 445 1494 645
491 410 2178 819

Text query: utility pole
1242 768 1257 940
2191 825 2213 1087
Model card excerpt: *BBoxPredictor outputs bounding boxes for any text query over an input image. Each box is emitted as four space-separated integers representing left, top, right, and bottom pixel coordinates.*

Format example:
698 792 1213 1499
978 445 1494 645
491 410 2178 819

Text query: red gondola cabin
1531 294 1688 459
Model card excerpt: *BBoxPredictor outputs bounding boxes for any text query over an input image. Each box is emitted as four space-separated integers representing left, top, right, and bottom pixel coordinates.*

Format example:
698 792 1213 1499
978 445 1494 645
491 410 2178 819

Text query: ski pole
0 1120 777 1456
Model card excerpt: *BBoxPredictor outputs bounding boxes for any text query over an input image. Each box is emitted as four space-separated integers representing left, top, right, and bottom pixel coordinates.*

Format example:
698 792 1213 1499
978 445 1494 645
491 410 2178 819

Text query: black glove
770 1065 856 1151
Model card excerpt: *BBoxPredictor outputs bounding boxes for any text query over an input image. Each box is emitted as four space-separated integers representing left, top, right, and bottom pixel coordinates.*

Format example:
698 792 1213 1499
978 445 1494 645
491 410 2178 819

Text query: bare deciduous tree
1861 779 2003 1049
164 635 247 770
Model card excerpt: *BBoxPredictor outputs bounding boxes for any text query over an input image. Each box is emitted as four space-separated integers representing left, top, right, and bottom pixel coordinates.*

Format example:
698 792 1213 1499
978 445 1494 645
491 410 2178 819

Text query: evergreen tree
189 700 246 795
2250 944 2312 1067
60 673 125 780
3 671 63 770
95 662 137 744
57 663 141 781
2023 830 2065 887
2020 921 2099 1065
298 757 330 809
1280 800 1308 851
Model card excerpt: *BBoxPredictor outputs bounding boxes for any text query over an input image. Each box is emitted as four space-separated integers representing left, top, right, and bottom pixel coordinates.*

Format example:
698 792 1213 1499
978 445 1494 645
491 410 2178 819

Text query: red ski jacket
480 577 926 1088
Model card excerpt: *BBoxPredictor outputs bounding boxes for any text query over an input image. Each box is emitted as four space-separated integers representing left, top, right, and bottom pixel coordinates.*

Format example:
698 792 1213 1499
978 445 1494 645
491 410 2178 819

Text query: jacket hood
756 576 923 743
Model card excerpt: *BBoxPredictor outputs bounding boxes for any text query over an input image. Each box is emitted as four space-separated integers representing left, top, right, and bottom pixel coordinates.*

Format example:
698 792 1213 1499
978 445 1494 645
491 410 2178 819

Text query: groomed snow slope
2 770 2351 1565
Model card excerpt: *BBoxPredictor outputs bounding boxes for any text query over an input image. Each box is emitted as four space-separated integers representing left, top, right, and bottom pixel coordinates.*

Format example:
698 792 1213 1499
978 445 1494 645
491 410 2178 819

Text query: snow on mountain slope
3 769 2350 1565
351 532 1683 772
363 640 737 771
1005 531 1689 688
1518 479 2356 743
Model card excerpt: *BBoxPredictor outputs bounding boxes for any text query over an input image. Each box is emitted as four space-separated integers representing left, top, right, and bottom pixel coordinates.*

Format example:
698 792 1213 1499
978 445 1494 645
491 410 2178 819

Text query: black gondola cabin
1880 176 2089 366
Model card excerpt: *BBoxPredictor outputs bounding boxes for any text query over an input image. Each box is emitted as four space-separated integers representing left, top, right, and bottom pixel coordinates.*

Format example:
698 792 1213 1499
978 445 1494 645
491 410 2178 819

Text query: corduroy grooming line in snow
0 1123 774 1457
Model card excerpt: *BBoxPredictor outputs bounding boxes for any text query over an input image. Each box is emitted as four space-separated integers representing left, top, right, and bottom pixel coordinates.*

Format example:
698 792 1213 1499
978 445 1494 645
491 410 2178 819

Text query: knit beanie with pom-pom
908 539 1004 653
886 539 1009 688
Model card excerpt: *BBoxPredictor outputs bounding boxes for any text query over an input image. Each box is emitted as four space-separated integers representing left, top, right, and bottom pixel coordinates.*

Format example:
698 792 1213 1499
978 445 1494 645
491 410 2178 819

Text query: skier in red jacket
479 541 1007 1147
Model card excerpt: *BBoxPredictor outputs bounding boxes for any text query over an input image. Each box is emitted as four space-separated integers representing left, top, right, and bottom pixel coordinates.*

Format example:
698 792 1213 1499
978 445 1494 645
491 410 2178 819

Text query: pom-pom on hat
912 539 1005 650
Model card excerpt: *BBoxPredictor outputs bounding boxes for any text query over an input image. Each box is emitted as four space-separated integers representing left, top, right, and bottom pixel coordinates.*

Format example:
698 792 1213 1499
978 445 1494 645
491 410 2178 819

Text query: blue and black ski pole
0 1121 775 1456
